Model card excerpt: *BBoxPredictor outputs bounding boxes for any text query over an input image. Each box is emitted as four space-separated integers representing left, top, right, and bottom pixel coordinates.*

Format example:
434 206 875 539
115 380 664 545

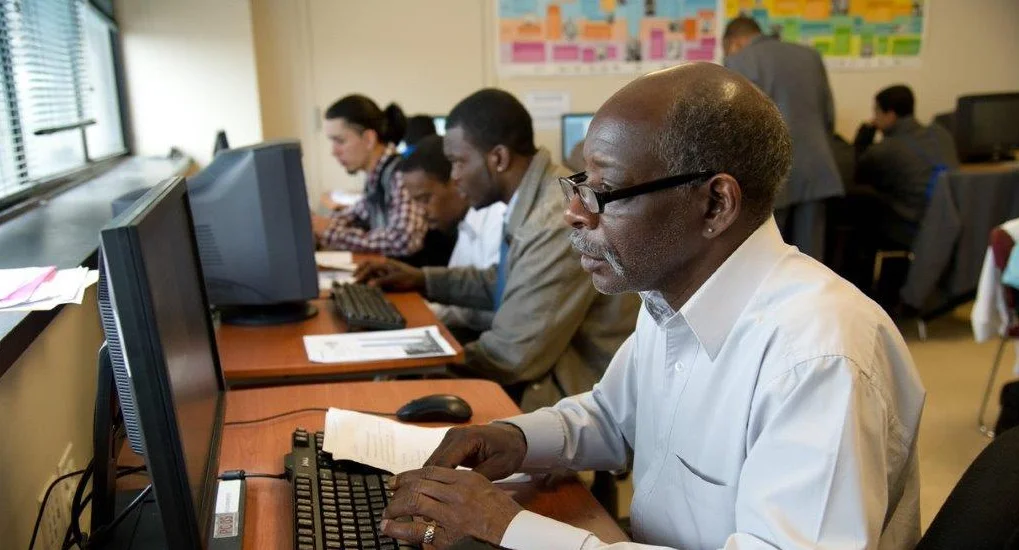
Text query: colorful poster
497 0 719 77
724 0 927 69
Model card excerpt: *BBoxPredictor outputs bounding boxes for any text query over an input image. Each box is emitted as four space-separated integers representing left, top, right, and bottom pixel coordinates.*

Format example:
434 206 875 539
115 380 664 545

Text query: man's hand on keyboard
425 424 527 481
354 259 426 292
380 467 523 549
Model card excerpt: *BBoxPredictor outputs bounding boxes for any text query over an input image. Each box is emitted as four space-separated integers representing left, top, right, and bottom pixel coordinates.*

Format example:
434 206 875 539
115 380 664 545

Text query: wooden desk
221 379 628 549
216 293 464 387
959 159 1019 175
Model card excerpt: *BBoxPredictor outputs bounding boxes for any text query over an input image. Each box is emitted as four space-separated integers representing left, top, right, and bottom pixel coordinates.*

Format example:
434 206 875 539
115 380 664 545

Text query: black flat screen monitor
97 177 225 547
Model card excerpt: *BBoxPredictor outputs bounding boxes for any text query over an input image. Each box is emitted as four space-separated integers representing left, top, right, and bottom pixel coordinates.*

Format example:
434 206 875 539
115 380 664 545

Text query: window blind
1 0 94 200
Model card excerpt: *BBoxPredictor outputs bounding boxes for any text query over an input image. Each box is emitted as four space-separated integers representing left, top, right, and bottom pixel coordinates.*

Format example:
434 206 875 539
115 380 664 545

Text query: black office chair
915 426 1019 549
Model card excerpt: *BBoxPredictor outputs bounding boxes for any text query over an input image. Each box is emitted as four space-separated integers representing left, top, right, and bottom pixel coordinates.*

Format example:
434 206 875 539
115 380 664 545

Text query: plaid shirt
320 151 427 256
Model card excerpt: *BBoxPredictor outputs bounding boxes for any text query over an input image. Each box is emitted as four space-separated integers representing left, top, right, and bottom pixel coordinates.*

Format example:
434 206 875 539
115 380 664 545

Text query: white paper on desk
303 326 456 364
315 251 357 271
322 408 531 483
330 190 363 207
324 409 450 475
319 270 356 291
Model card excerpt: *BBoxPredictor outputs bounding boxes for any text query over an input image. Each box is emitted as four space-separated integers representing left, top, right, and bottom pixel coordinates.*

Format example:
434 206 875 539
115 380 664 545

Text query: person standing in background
724 16 843 261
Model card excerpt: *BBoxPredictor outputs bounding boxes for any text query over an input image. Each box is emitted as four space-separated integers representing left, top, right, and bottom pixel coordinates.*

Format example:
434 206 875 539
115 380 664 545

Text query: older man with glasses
378 63 926 550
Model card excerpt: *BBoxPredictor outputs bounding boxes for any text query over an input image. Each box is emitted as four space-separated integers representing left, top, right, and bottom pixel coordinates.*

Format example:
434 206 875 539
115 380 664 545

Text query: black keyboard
331 283 406 331
284 429 417 550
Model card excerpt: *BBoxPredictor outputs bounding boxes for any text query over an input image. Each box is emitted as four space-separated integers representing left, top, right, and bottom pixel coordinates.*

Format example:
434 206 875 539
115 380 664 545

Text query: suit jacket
422 149 640 411
725 36 844 208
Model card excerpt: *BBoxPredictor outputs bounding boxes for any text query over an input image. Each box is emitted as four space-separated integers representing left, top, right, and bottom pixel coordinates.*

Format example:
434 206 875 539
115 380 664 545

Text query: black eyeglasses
559 170 717 214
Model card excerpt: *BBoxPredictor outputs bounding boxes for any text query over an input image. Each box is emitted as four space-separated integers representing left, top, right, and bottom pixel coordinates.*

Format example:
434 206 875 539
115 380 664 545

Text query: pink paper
0 267 56 306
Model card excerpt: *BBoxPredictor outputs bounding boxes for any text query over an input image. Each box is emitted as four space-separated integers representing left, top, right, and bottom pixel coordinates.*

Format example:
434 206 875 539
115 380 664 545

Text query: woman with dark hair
312 94 427 258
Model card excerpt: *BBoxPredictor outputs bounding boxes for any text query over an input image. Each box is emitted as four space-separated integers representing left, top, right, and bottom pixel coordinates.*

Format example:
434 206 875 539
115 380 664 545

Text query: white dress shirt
501 218 926 550
448 204 506 270
431 203 506 331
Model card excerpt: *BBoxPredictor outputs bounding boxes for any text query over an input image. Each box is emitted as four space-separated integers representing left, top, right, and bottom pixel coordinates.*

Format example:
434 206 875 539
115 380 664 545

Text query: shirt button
674 361 685 372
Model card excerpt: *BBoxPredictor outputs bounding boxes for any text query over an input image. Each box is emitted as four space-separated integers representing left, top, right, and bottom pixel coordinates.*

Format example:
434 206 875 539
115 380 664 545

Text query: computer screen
98 177 225 547
433 115 447 136
187 140 318 324
561 113 594 164
956 92 1019 162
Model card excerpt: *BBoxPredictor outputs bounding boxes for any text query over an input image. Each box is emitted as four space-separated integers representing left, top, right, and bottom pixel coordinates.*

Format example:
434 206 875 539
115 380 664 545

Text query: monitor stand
92 344 167 549
95 489 166 549
218 301 318 326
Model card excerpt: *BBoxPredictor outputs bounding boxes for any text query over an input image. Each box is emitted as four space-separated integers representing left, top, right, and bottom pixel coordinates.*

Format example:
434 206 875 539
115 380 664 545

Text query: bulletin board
725 0 927 69
496 0 720 77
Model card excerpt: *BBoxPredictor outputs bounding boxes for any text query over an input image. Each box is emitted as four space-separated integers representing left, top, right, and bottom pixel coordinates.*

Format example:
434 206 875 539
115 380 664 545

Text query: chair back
915 427 1019 549
990 227 1018 316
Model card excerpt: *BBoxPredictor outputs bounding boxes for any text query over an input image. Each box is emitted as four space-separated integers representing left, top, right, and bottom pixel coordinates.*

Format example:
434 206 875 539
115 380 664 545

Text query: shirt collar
504 148 552 234
647 217 792 360
504 190 520 225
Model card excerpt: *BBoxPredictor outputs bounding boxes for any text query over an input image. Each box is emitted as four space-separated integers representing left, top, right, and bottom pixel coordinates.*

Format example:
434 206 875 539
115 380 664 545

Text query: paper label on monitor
212 479 242 539
215 479 241 514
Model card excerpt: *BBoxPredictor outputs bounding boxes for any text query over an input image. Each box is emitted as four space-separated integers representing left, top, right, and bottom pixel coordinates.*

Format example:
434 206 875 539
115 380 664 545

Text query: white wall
0 290 103 549
117 0 263 167
251 0 1019 197
827 0 1019 137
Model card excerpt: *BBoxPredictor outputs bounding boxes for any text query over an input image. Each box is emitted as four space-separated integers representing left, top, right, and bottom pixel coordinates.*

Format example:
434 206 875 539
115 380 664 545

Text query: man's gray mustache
569 231 606 258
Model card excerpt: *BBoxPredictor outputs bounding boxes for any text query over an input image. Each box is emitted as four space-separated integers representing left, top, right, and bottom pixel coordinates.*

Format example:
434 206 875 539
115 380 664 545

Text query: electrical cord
218 469 287 481
87 485 152 543
28 464 91 550
64 465 148 550
223 407 397 427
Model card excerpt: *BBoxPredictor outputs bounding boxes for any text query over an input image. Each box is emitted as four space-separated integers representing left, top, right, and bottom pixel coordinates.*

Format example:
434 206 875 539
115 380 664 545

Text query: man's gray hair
652 78 792 227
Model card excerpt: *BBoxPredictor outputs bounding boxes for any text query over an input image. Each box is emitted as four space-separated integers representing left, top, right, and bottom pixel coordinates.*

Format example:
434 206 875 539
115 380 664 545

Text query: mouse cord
223 407 397 427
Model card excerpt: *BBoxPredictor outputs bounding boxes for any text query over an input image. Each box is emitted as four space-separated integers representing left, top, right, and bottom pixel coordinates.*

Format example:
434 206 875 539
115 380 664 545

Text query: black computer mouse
396 394 473 423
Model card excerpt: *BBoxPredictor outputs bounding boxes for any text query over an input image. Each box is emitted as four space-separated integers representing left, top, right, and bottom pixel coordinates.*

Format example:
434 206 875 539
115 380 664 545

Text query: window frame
0 0 131 215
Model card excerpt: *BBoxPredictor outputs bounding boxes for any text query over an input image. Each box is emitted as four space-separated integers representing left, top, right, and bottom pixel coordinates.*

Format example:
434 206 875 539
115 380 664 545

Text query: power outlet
36 443 79 550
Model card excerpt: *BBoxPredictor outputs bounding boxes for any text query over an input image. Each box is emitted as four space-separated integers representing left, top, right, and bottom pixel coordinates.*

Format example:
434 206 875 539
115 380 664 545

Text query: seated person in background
403 115 437 156
311 95 428 258
377 63 925 550
399 135 505 336
356 89 639 411
854 84 959 249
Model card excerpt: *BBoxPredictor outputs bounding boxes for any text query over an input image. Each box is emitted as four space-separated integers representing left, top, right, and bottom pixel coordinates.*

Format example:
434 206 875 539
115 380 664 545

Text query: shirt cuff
501 409 567 470
500 510 595 550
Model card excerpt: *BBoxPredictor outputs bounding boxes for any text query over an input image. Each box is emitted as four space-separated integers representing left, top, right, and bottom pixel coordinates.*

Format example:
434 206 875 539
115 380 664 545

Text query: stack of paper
303 326 457 364
0 266 99 312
